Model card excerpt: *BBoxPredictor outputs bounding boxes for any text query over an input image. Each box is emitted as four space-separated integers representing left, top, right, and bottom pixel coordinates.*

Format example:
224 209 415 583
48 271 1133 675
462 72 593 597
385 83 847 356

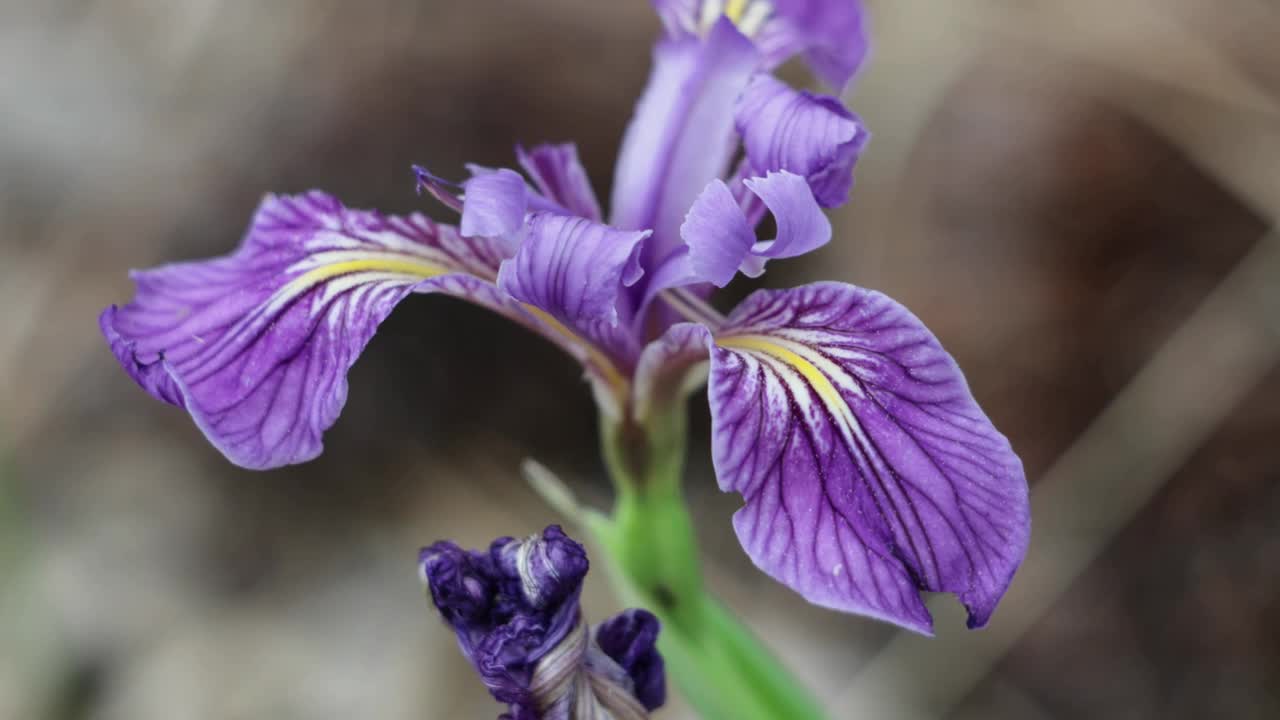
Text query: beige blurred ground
1 1 1278 718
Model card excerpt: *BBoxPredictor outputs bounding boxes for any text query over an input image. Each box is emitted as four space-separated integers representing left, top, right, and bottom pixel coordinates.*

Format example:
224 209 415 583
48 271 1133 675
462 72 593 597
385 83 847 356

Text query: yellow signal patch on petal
699 0 772 36
288 255 450 288
715 332 865 444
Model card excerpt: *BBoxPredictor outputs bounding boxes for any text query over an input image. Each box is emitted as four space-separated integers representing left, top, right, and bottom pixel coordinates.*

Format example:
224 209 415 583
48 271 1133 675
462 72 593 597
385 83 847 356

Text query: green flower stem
591 408 827 720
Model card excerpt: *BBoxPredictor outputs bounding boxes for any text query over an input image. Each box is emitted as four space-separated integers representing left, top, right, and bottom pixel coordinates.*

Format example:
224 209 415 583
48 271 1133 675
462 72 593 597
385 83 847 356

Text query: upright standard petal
517 143 603 222
498 213 650 363
101 191 516 469
421 526 665 719
755 0 869 90
610 17 759 268
708 282 1029 633
736 74 868 208
649 0 700 36
648 1 868 90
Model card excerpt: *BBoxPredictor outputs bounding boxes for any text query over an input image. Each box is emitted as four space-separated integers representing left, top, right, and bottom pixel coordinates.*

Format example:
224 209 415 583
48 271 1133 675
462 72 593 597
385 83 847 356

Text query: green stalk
590 406 827 720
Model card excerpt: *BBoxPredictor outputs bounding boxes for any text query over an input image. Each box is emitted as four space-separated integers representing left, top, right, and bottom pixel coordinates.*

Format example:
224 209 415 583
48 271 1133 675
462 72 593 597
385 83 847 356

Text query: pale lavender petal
681 180 755 288
497 213 650 361
517 143 603 222
610 17 759 268
736 74 868 208
649 0 700 36
755 0 869 90
466 163 571 217
742 171 830 259
660 171 828 293
461 168 528 246
101 191 517 470
726 155 768 228
709 282 1030 633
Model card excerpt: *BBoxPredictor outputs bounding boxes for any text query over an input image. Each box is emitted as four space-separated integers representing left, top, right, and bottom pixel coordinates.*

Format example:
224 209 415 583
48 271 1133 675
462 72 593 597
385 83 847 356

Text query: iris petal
736 74 868 209
460 167 528 249
742 171 830 259
682 180 755 288
755 0 869 90
517 143 603 222
101 191 519 469
648 0 869 90
498 213 650 364
655 170 829 293
610 17 759 268
708 282 1029 633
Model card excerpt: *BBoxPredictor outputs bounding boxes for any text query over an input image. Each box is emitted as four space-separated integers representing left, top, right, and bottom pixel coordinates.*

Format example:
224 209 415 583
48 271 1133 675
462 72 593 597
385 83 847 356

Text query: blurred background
2 0 1278 717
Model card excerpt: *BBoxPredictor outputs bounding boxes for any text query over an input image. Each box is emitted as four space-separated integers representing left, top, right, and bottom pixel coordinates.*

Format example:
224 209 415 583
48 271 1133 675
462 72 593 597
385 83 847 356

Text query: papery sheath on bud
421 525 665 719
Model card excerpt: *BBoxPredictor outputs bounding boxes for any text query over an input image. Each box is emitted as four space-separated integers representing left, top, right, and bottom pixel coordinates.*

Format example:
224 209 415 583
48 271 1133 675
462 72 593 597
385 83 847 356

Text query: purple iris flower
101 0 1029 635
421 525 665 719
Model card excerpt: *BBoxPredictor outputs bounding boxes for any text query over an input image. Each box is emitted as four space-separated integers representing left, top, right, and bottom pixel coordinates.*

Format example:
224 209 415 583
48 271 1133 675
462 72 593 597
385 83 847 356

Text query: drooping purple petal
517 143 603 222
100 192 521 470
610 17 759 269
736 74 868 208
421 526 664 719
498 213 650 362
594 610 666 712
708 282 1030 633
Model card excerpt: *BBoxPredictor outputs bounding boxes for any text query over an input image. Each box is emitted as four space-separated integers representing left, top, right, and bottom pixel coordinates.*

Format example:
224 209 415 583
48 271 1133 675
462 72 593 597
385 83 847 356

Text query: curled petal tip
674 170 829 289
736 75 867 209
414 165 465 212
